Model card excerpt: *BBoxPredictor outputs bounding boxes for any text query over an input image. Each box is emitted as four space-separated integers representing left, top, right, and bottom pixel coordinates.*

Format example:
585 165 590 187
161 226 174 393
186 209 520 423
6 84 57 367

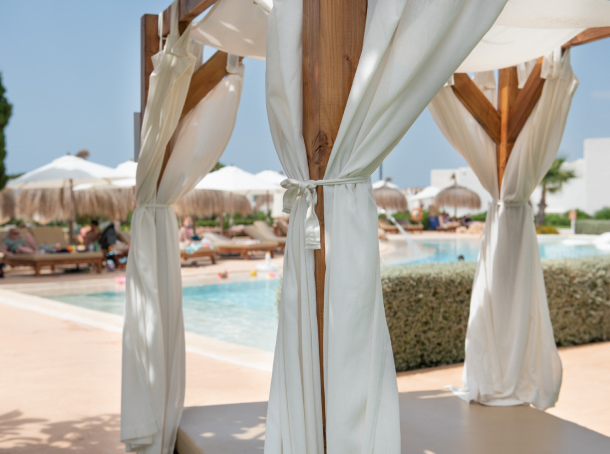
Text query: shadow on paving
181 402 267 453
180 392 610 454
0 410 122 453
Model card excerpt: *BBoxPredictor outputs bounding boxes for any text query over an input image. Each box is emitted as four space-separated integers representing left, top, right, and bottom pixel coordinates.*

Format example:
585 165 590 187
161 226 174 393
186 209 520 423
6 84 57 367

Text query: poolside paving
1 287 609 453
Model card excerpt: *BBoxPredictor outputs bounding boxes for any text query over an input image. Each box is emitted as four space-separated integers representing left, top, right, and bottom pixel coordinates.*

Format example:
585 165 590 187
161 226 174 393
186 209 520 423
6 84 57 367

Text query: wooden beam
180 51 229 120
507 57 545 143
161 0 217 36
452 73 501 144
141 14 160 131
562 27 610 49
302 0 367 445
497 67 519 190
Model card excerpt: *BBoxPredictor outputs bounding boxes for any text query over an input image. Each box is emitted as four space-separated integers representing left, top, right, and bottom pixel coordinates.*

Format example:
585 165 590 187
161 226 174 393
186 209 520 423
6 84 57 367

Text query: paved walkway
1 289 609 453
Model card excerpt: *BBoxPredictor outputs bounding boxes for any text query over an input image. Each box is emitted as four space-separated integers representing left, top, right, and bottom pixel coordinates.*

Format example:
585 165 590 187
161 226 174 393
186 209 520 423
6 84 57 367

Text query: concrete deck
1 289 609 453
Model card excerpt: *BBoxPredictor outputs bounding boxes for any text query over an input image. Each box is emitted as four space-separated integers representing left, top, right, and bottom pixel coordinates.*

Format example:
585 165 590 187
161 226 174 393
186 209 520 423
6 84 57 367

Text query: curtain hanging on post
265 0 508 452
428 50 578 410
120 2 245 452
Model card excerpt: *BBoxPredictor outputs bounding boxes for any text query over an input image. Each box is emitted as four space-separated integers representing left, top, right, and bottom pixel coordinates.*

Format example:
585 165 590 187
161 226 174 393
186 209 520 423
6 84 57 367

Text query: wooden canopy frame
138 1 610 449
452 26 610 189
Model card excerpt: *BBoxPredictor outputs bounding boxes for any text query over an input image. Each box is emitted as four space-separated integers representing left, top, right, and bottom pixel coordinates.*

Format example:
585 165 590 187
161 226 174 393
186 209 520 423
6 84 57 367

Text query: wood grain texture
302 0 367 444
562 27 610 49
161 0 218 36
507 57 545 144
497 67 519 190
452 73 501 144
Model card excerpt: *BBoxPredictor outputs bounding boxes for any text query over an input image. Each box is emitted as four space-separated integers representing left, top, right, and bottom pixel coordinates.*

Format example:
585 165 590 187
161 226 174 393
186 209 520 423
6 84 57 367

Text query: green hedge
382 255 610 372
575 220 610 235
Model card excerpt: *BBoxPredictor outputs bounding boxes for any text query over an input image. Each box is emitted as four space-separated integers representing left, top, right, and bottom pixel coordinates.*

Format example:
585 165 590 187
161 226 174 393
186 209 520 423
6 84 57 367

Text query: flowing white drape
121 4 244 452
428 50 578 410
265 0 507 452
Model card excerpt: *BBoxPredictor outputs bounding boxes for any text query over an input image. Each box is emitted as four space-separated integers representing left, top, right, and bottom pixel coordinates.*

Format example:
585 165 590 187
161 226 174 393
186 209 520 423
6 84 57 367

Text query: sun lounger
275 219 289 237
180 246 216 265
4 251 104 276
396 218 424 233
244 222 286 250
378 217 399 234
204 233 279 260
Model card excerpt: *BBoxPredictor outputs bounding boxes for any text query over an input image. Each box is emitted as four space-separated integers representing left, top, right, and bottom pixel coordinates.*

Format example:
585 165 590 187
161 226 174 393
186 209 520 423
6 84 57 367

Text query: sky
0 1 609 188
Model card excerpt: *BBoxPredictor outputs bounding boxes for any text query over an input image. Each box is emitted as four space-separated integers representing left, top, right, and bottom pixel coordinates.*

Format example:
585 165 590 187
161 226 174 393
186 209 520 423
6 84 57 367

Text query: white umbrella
195 165 282 194
255 169 286 186
116 160 138 179
8 155 125 190
372 179 400 190
410 186 441 202
195 166 282 226
256 170 287 218
8 155 126 242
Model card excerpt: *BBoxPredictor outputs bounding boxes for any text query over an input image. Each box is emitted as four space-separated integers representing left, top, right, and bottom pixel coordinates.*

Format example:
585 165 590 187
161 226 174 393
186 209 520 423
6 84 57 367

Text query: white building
430 138 610 216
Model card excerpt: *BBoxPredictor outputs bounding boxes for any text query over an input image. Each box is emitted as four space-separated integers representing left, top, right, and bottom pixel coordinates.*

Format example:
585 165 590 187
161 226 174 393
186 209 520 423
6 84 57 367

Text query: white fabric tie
493 199 527 207
140 203 171 208
281 176 369 250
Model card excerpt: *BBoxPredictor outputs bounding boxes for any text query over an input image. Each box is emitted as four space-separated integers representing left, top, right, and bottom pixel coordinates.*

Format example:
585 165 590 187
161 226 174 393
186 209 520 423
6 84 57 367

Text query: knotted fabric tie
493 199 528 207
281 176 369 250
140 203 171 208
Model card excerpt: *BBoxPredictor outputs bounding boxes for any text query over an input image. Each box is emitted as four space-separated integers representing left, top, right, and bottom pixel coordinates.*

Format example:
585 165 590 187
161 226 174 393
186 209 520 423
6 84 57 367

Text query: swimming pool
51 279 280 352
404 237 610 265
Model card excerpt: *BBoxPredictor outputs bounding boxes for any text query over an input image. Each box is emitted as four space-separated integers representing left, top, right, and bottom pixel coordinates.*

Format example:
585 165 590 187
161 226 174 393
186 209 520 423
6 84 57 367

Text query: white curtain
121 3 244 452
428 50 578 410
265 0 507 452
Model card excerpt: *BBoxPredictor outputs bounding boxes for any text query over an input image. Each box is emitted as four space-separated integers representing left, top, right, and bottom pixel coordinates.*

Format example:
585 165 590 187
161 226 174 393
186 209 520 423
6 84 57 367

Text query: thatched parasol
372 179 408 213
173 189 252 218
435 175 481 214
0 188 15 224
17 186 135 223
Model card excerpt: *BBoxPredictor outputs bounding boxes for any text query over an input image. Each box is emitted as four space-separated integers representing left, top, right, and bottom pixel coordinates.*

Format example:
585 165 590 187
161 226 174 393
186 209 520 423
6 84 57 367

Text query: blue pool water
49 240 607 352
51 279 280 352
406 239 610 265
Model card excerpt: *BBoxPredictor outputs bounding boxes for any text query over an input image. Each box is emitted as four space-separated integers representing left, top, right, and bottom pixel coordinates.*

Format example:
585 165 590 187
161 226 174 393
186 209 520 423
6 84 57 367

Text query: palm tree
536 158 576 225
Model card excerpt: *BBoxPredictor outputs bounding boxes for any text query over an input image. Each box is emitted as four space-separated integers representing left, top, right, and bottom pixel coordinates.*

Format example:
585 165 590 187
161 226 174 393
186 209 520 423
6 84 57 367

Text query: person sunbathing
2 228 38 256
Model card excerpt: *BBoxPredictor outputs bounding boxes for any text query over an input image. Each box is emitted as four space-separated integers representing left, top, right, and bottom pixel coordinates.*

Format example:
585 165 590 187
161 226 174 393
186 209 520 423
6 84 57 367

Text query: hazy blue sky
1 1 609 187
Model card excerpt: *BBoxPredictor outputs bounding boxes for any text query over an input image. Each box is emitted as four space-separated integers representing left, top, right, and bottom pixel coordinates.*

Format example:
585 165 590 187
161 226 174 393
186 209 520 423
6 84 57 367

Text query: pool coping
0 287 274 372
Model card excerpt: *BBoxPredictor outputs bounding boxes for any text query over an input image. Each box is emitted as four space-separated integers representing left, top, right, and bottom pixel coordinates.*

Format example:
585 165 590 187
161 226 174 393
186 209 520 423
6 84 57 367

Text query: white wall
530 159 586 214
430 138 610 216
585 138 610 214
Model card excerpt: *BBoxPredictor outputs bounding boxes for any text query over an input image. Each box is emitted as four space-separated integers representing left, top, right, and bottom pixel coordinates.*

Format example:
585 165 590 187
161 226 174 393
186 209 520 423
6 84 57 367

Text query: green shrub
544 213 571 227
536 225 559 234
594 207 610 220
575 220 610 235
382 255 610 372
470 211 487 222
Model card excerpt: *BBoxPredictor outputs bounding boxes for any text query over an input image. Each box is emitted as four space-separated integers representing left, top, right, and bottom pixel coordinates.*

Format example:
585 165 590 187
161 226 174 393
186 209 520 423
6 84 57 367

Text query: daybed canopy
122 1 610 453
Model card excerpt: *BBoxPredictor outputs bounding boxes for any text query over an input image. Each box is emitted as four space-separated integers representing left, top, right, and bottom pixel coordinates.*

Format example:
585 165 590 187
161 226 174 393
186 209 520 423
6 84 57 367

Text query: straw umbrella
195 166 282 226
173 189 252 218
372 178 408 213
435 174 481 217
8 155 126 241
0 188 15 224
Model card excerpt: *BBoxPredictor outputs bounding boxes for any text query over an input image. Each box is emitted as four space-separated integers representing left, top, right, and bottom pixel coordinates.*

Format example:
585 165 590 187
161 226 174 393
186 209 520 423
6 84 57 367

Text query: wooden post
496 67 519 191
302 0 367 444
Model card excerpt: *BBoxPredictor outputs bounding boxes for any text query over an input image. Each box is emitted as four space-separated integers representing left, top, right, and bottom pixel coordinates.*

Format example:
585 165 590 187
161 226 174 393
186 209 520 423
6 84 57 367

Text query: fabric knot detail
281 176 369 250
494 199 528 207
140 203 171 208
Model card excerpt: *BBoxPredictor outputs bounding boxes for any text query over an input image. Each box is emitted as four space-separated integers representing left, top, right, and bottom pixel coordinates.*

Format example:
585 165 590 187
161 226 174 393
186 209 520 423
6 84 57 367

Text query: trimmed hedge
382 255 610 372
575 220 610 235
